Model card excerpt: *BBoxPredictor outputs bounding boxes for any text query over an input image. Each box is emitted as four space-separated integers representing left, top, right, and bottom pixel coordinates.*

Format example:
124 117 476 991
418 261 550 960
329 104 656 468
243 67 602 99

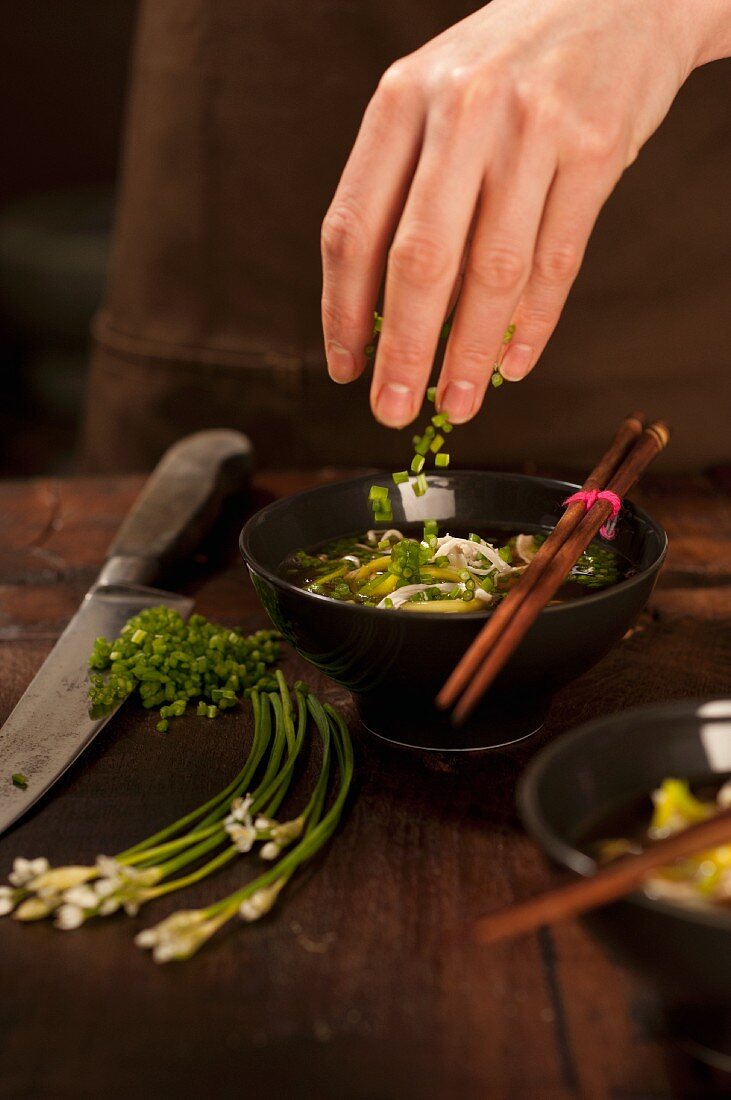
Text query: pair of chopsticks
472 805 731 946
436 413 669 726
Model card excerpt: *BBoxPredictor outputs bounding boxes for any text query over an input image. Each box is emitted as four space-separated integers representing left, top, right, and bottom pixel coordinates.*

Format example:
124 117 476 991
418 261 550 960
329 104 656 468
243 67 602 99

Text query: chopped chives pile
366 313 517 522
88 607 280 732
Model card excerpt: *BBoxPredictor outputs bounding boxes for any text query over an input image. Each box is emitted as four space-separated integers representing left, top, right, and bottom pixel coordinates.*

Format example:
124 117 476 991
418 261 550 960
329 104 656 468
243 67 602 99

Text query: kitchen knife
0 429 252 836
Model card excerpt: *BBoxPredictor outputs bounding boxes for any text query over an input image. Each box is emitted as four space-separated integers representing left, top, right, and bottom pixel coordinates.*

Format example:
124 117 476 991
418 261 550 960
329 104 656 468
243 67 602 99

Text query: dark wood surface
0 469 730 1100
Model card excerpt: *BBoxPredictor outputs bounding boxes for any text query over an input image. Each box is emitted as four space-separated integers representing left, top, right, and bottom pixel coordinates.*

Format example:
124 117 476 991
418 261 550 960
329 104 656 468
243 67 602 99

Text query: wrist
666 0 731 69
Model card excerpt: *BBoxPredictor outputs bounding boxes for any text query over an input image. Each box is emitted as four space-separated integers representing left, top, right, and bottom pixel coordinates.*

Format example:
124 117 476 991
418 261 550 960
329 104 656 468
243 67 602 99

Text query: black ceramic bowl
519 699 731 1067
240 471 666 751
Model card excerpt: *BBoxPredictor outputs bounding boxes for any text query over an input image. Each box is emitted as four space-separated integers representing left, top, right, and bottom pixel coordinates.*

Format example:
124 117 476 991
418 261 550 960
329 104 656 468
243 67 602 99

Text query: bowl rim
240 469 668 622
518 697 731 933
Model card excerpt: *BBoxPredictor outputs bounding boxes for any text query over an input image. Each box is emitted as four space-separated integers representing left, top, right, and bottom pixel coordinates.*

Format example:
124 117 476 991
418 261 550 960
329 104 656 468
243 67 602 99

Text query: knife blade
0 429 252 835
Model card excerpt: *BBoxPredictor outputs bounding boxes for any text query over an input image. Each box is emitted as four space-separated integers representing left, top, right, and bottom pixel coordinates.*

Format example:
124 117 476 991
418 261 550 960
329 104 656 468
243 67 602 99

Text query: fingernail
375 382 413 427
500 343 534 381
441 380 476 423
327 342 357 383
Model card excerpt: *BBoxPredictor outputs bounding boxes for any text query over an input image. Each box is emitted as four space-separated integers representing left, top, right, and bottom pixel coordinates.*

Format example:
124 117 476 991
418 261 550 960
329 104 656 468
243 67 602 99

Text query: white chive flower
55 904 86 931
63 885 100 910
135 909 221 963
93 878 117 898
32 865 97 897
95 855 125 879
225 822 257 853
14 896 59 921
260 816 304 860
239 879 286 922
77 857 163 918
230 794 254 825
273 817 304 845
8 857 50 887
0 886 21 917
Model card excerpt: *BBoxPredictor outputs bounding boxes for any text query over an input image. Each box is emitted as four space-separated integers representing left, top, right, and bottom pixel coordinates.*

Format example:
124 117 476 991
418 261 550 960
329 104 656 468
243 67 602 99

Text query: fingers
436 139 557 422
370 87 494 426
500 166 619 382
321 67 423 385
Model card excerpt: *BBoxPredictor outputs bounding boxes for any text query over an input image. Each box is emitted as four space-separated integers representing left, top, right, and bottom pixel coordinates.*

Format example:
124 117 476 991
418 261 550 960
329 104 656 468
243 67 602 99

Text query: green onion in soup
281 523 624 612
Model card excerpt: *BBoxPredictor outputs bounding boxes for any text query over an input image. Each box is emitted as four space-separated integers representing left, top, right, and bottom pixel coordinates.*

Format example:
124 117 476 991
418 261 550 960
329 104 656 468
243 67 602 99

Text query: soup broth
280 523 628 612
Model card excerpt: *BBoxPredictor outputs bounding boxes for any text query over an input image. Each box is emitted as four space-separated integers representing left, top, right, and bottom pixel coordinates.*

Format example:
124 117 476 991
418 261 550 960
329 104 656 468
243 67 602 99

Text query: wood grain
0 470 729 1099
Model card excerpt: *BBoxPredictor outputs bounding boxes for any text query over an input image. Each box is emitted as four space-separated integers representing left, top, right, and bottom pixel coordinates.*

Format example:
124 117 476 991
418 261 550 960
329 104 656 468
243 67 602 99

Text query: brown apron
81 0 731 473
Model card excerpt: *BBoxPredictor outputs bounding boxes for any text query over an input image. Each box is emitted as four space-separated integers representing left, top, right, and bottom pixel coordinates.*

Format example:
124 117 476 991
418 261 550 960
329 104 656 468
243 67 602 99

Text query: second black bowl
519 699 731 1066
240 471 666 751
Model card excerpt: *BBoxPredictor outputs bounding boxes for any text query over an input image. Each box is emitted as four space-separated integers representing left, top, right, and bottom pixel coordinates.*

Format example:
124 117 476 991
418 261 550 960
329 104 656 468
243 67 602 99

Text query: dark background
0 3 136 475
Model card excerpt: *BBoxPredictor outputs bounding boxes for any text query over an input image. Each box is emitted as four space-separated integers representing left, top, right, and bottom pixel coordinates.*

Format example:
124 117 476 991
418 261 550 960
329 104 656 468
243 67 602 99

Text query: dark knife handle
97 430 253 586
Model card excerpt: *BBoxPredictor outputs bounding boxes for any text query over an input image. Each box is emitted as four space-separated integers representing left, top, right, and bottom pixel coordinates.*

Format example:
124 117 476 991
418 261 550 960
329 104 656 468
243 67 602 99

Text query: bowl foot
356 693 549 752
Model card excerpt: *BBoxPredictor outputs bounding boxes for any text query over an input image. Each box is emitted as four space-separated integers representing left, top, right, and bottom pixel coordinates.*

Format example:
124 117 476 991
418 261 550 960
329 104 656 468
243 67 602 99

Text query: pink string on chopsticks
563 489 622 540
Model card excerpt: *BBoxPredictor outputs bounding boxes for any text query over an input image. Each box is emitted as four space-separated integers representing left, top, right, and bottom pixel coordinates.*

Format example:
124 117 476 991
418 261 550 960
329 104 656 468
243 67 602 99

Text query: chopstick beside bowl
437 415 670 725
471 805 731 946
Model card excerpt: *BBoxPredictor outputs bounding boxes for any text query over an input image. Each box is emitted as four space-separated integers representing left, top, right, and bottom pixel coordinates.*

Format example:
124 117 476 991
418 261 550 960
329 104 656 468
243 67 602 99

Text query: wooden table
1 469 730 1099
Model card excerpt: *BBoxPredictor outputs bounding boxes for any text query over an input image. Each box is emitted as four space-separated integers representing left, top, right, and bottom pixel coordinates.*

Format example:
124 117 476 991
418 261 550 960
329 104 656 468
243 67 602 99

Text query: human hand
321 0 722 427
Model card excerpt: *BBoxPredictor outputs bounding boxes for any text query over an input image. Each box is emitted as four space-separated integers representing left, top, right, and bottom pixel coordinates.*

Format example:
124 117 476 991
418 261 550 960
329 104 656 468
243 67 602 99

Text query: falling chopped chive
413 473 428 497
503 323 516 343
411 454 425 474
12 773 28 790
424 424 435 438
442 421 453 433
373 312 383 333
435 453 450 467
426 386 436 403
392 471 409 485
156 719 169 733
424 520 438 538
491 372 504 388
429 433 444 454
415 436 431 456
369 485 389 502
431 412 448 428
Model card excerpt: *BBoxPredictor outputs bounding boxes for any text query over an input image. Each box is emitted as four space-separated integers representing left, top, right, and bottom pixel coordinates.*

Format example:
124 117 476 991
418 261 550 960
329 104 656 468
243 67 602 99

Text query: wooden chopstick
446 421 669 726
472 805 731 945
436 412 645 714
